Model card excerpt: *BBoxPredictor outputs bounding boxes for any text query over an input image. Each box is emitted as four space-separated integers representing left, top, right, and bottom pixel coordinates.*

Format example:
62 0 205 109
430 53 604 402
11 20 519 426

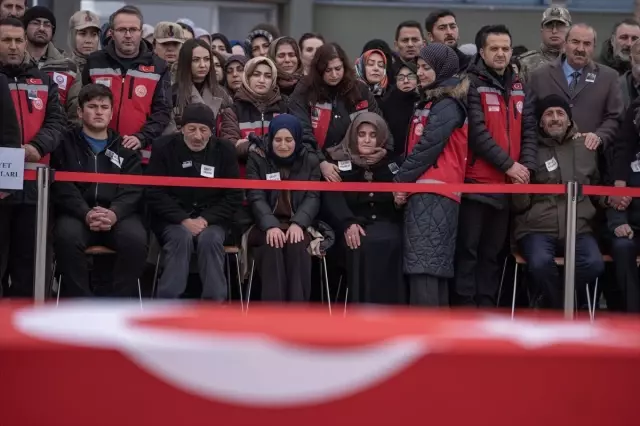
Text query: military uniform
517 6 571 82
153 22 185 84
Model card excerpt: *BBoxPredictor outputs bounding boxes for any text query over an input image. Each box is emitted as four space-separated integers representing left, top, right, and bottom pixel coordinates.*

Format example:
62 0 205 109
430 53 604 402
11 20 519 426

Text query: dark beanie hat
419 43 459 81
181 103 216 131
23 6 57 36
536 94 572 122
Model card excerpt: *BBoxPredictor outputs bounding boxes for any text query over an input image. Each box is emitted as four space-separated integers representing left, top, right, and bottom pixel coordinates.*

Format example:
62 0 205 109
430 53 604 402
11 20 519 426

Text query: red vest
465 80 525 183
311 100 369 148
8 76 50 165
89 65 160 164
406 101 468 202
46 70 76 107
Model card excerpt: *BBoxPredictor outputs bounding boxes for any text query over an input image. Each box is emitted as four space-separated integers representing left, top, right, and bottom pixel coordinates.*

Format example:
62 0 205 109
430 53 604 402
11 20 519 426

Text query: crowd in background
2 0 640 315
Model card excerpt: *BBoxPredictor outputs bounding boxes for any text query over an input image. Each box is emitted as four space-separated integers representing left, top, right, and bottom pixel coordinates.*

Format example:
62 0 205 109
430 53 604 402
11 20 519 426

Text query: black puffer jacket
50 127 142 222
146 134 242 230
395 77 468 277
246 145 322 231
466 60 538 209
0 72 20 148
379 86 419 161
288 81 390 161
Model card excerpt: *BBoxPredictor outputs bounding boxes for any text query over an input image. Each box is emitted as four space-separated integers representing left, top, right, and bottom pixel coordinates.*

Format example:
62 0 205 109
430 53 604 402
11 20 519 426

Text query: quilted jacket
395 76 468 277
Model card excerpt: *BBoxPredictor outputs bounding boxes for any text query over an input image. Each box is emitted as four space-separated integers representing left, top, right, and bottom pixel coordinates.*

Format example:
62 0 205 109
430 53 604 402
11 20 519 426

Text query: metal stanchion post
563 181 578 319
33 166 50 304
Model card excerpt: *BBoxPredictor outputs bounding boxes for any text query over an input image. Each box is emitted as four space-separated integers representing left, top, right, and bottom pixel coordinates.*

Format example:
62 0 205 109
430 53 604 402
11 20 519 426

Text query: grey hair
566 23 597 44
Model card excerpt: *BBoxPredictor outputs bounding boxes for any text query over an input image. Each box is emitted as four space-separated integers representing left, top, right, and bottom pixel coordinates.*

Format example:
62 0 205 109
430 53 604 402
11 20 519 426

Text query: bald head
565 23 596 68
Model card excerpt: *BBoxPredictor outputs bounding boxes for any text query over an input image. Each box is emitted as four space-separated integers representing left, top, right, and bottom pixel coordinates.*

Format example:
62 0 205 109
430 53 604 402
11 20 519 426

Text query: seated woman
324 112 404 304
246 114 321 302
219 56 288 176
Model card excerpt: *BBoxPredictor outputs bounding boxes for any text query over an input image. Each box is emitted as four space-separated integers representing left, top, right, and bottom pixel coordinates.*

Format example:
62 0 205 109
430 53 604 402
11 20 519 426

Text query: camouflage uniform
517 6 571 82
153 22 185 85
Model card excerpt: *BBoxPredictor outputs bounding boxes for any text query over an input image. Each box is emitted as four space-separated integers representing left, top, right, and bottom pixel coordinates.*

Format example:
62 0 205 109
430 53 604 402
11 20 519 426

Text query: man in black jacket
424 10 470 73
146 103 242 301
454 25 538 307
0 17 65 298
51 84 147 298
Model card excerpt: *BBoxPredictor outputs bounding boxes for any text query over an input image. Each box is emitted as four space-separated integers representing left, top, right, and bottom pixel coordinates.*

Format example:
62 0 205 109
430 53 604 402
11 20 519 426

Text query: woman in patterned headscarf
354 49 389 102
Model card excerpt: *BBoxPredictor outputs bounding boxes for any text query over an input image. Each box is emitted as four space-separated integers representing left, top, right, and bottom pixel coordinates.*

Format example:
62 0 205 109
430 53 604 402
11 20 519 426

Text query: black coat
466 60 538 208
0 72 20 148
322 157 401 233
50 127 142 222
145 134 242 230
246 146 321 231
379 87 419 161
612 98 640 184
288 81 390 161
395 77 468 277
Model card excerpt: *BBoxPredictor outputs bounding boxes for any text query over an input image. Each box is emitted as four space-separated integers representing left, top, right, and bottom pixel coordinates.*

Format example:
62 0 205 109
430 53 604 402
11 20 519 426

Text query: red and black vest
466 78 525 184
87 50 165 164
310 98 370 148
8 72 51 165
406 101 468 202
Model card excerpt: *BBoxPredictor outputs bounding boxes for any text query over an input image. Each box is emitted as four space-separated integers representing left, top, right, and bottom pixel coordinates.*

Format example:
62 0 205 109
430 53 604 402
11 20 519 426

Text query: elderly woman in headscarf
324 112 405 305
246 114 322 302
268 36 304 96
355 49 389 102
394 43 470 307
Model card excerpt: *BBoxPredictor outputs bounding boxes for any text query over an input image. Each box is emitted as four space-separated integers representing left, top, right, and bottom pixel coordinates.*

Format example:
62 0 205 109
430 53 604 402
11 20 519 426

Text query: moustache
573 51 586 57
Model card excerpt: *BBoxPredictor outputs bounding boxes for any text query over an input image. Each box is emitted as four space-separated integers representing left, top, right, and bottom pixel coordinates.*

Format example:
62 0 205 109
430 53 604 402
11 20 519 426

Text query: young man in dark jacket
82 6 172 165
454 24 538 308
0 17 65 298
51 84 147 298
146 103 242 301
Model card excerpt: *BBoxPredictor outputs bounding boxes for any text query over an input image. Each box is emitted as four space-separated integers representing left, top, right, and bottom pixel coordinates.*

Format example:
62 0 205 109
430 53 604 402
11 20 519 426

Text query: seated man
51 84 147 297
146 103 242 300
512 95 606 309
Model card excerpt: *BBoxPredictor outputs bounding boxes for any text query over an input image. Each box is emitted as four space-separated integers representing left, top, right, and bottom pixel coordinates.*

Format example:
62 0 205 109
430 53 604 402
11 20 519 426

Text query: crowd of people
1 0 640 313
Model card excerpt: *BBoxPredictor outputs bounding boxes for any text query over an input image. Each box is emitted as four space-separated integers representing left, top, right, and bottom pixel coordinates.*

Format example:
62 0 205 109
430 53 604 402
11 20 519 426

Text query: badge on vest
201 165 215 178
53 72 68 90
488 106 500 112
545 157 558 172
105 149 123 168
414 123 424 136
631 160 640 173
338 160 352 171
32 98 43 110
27 88 38 100
96 78 111 88
485 93 500 105
388 162 400 175
585 72 596 83
266 172 281 181
135 85 147 97
516 101 523 114
182 160 192 169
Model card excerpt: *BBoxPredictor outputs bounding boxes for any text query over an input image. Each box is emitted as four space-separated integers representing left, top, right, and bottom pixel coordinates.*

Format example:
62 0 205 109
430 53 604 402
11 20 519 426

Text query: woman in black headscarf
246 114 322 302
324 112 404 305
394 44 470 307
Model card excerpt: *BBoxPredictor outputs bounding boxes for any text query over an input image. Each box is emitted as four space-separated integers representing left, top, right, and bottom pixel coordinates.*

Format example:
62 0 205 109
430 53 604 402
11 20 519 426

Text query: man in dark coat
51 84 147 298
424 9 470 73
455 24 538 308
146 103 242 301
0 17 65 298
514 95 605 309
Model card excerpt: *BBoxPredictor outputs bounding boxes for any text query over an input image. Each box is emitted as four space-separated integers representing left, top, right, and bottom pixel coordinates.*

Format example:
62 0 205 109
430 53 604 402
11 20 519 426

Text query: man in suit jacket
527 23 622 154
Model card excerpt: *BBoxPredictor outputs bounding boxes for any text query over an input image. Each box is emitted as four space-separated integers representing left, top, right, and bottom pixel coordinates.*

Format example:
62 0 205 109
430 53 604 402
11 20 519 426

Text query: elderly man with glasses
82 5 172 166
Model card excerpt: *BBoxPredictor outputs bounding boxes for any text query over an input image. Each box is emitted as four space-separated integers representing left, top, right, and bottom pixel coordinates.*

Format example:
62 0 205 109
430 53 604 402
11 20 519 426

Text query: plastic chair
55 246 142 308
151 245 244 309
245 255 331 314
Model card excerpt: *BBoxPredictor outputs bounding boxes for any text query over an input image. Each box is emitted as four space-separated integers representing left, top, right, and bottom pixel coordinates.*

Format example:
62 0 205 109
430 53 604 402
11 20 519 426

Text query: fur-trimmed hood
422 76 469 103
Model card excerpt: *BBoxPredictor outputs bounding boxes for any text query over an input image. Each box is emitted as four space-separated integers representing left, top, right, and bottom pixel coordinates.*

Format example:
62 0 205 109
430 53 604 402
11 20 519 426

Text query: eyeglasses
397 74 417 82
28 19 53 29
114 27 141 35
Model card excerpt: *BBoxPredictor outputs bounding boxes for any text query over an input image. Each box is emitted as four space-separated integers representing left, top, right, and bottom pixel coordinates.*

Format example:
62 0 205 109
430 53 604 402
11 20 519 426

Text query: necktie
569 71 581 94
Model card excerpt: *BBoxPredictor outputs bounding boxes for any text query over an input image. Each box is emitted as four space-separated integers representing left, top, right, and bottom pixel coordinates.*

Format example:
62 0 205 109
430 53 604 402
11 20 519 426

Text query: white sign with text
0 147 25 190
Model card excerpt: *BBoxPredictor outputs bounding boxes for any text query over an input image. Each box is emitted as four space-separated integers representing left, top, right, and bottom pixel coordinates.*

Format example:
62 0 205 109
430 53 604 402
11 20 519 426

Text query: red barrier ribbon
32 171 565 194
